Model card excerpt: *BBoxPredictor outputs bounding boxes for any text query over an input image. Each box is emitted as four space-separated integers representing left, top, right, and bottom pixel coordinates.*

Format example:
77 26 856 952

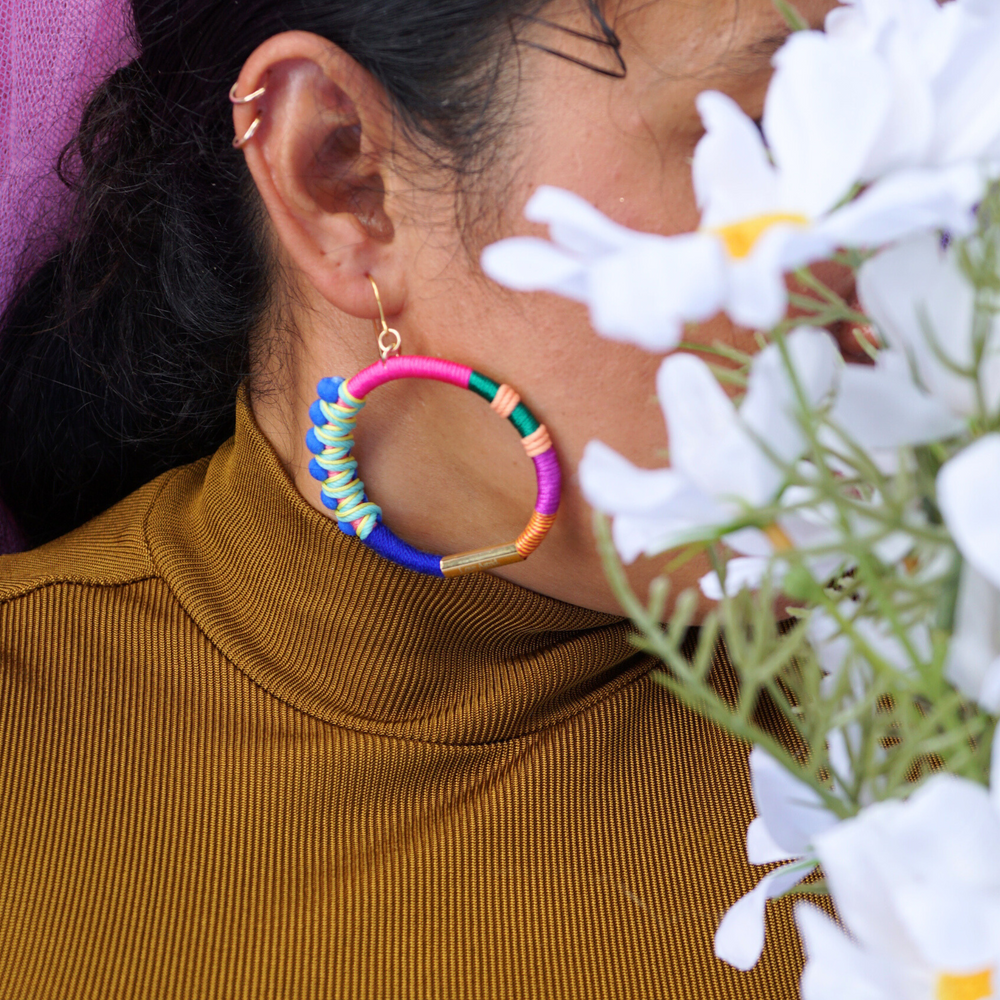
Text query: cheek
515 88 703 241
500 294 670 471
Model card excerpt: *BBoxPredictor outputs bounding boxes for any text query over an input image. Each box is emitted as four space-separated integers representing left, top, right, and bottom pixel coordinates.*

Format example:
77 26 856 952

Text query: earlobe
232 31 403 320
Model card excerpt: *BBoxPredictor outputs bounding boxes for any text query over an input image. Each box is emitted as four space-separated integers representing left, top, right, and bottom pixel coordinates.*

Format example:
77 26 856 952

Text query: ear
232 31 405 320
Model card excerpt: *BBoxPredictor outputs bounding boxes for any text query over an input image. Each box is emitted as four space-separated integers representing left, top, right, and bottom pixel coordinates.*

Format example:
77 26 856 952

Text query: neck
148 390 649 744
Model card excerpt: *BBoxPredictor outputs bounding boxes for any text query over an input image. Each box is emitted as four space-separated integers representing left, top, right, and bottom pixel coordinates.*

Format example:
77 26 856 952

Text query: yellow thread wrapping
522 425 553 459
710 212 809 260
936 970 993 1000
491 384 521 419
515 511 557 558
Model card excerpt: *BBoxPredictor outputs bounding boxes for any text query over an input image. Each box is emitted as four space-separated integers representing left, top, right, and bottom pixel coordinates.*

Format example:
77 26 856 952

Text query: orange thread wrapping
515 511 557 558
521 425 553 458
490 384 521 419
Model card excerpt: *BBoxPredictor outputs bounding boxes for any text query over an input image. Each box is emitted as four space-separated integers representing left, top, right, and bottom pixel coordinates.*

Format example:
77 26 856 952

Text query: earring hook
368 275 402 362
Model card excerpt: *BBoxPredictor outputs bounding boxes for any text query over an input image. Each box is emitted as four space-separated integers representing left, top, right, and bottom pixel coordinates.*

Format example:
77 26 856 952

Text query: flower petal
579 441 727 562
746 816 798 866
714 863 812 971
860 23 935 177
699 556 771 600
694 91 780 228
657 354 748 497
579 440 688 516
750 747 840 857
797 904 896 1000
808 607 853 677
481 236 589 300
893 881 1000 972
828 356 965 450
891 774 1000 889
931 1 1000 164
524 185 642 255
723 225 800 330
485 186 728 351
859 233 981 417
586 232 725 350
938 435 1000 591
944 564 1000 712
813 802 926 963
820 162 984 249
740 327 839 472
766 31 892 216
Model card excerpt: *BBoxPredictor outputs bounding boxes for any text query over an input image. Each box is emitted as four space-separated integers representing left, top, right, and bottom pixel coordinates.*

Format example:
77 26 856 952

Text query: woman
0 0 838 995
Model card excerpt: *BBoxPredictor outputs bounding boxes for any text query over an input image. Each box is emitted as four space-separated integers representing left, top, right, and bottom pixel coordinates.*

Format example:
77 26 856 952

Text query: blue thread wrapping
309 380 382 538
309 376 446 577
362 523 444 577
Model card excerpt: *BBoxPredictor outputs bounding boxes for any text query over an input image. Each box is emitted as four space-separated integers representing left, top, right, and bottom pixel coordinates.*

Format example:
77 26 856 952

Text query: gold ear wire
367 276 402 361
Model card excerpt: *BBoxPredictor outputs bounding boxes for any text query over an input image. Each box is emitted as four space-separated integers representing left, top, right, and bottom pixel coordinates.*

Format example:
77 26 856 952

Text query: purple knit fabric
0 497 23 555
0 0 136 552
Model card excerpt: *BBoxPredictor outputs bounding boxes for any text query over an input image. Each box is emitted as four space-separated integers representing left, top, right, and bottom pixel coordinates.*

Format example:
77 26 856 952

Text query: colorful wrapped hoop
306 356 561 578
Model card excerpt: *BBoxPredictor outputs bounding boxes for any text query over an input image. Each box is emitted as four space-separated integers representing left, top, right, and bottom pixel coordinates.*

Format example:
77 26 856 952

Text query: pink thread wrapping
348 355 472 398
346 353 560 520
532 449 561 516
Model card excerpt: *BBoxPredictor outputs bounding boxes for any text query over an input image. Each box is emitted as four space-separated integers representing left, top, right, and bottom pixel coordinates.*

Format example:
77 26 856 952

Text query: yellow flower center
711 212 810 260
764 523 794 552
936 969 993 1000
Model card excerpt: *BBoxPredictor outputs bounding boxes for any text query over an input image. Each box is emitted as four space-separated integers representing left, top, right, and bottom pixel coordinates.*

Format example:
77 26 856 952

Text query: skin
234 0 842 616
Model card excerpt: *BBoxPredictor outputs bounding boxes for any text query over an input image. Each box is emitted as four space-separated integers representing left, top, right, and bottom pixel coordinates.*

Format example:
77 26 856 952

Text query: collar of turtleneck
144 391 652 744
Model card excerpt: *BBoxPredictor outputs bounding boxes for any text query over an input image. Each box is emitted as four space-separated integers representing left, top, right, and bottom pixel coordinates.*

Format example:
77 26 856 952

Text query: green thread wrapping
468 370 499 403
469 370 540 438
509 403 539 438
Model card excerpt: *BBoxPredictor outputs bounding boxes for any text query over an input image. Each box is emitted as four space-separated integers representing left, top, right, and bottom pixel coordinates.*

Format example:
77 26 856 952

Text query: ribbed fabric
0 393 805 999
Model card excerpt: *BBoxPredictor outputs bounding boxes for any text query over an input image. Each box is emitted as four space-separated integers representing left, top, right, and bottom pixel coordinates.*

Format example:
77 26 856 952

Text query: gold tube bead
440 543 524 578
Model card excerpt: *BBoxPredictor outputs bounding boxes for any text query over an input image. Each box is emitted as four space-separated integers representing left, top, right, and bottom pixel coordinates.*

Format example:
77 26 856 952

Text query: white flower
797 737 1000 1000
808 601 932 694
826 349 965 458
482 28 985 347
858 233 1000 423
938 435 1000 712
696 484 853 602
579 328 839 567
946 565 1000 716
714 747 840 971
820 231 995 462
481 185 726 351
828 0 1000 171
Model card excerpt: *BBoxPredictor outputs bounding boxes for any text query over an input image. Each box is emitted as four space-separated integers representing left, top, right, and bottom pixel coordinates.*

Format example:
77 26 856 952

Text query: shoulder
0 467 186 604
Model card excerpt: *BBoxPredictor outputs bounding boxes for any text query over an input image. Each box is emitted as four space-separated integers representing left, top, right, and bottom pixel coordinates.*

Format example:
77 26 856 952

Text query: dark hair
0 0 618 548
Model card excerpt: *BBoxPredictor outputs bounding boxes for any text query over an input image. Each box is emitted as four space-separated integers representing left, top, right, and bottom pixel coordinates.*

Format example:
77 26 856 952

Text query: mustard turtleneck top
0 394 804 999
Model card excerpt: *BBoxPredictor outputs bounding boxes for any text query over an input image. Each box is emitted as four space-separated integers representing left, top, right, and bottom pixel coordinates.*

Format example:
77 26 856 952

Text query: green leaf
773 0 809 32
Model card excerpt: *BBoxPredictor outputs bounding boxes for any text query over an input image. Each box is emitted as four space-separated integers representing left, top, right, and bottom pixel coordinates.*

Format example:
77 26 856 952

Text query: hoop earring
229 82 266 104
229 80 266 148
232 117 261 149
305 277 561 578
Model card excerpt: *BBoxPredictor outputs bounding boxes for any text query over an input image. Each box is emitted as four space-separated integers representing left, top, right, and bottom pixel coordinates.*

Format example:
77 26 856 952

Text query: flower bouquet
485 0 1000 996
